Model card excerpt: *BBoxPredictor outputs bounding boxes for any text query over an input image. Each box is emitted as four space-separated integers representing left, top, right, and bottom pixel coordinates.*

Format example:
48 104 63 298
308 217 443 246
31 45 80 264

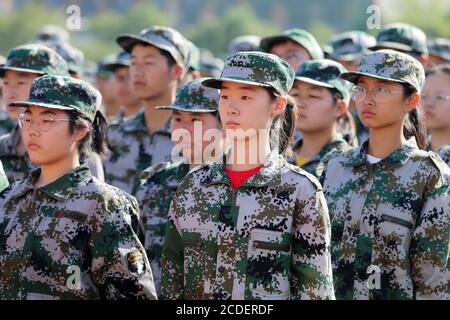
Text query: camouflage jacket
436 145 450 167
0 110 15 136
289 133 351 178
0 126 104 184
135 160 191 294
0 165 157 300
104 109 174 194
161 150 335 300
320 138 450 300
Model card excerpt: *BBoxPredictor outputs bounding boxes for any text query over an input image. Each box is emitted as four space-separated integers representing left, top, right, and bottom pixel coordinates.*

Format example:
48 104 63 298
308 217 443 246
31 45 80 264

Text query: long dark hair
402 83 427 149
68 110 110 160
267 88 297 158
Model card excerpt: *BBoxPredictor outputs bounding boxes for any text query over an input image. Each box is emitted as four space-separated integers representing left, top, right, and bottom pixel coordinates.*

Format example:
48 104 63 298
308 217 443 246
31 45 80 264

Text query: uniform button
58 234 65 241
218 266 225 273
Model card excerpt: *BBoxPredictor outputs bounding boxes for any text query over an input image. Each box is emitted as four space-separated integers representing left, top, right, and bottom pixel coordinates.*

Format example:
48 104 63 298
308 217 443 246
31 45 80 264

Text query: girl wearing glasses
423 64 450 166
319 50 450 300
0 75 157 300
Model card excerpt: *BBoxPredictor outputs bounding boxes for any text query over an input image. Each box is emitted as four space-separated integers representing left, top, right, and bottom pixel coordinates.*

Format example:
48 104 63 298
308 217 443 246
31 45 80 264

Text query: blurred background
1 0 449 61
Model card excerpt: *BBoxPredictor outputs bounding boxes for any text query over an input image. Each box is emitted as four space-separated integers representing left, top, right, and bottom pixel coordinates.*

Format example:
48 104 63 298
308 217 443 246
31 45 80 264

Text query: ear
171 64 185 82
404 92 420 113
271 96 287 117
333 99 347 118
72 126 89 143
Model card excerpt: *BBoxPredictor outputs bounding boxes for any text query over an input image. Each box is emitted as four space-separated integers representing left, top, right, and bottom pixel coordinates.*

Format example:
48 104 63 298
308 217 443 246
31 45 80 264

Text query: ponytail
91 111 109 156
402 84 427 150
267 88 297 158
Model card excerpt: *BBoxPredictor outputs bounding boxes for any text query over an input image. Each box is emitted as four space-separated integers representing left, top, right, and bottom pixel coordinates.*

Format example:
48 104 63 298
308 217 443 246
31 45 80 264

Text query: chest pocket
377 204 415 252
182 228 209 300
247 229 291 300
32 215 89 267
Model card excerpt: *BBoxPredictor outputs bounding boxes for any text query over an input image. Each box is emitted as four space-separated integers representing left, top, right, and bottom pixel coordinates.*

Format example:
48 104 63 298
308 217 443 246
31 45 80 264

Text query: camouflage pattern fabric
319 138 450 300
160 150 335 300
227 35 261 54
324 31 376 61
428 38 450 61
0 111 16 136
436 145 450 167
135 160 191 293
103 109 174 194
0 165 157 300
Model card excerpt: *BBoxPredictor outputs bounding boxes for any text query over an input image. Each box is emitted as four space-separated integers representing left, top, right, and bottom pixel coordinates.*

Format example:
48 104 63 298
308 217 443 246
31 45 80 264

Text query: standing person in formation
135 78 224 294
288 59 353 177
0 53 15 136
320 50 450 300
103 26 190 194
422 64 450 167
161 52 334 300
0 44 104 183
0 75 157 300
426 38 450 69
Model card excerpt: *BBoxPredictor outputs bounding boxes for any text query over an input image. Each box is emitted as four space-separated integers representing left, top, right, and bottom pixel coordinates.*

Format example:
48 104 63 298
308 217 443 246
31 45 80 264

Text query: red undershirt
224 164 264 190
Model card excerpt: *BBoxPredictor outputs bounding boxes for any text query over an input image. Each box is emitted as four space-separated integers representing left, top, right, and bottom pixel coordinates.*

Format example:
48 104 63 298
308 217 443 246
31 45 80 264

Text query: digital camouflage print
160 150 335 300
320 138 450 300
290 133 351 178
324 31 376 61
135 160 191 293
0 44 69 77
436 145 450 167
428 38 450 62
227 35 261 54
340 49 426 93
103 109 174 195
0 165 157 300
202 51 295 96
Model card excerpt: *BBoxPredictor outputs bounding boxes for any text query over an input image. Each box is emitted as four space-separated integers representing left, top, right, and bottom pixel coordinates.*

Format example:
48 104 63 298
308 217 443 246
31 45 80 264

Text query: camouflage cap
428 38 450 61
186 40 200 71
156 78 219 113
370 23 428 56
295 59 351 104
102 51 131 73
260 28 324 60
36 40 85 76
35 24 70 44
116 26 189 67
0 54 5 66
340 49 425 93
199 57 224 78
202 51 295 96
0 44 69 77
227 35 261 54
325 31 376 61
96 53 116 76
10 75 101 122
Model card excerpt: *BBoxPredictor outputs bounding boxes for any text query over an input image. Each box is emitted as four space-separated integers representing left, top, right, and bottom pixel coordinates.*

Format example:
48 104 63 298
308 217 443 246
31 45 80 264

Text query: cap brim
260 35 292 52
104 62 130 72
294 76 334 88
0 67 45 77
155 105 217 113
369 42 412 52
340 71 410 86
9 100 76 112
116 34 174 57
202 77 271 90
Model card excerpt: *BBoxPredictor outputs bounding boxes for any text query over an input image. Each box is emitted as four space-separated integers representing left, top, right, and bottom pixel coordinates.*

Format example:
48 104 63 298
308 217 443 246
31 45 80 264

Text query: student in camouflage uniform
320 50 450 300
0 75 156 300
260 28 323 72
324 31 376 72
95 54 121 120
427 38 450 69
369 23 429 65
103 51 141 122
422 63 450 167
288 59 353 177
0 44 104 183
161 52 335 300
103 26 190 194
135 78 223 294
0 54 16 136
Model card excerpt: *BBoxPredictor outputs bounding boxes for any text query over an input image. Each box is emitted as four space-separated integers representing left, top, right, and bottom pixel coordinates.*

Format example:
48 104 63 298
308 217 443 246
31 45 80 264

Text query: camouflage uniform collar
347 137 418 167
122 109 171 136
201 149 284 188
12 165 91 201
293 133 347 161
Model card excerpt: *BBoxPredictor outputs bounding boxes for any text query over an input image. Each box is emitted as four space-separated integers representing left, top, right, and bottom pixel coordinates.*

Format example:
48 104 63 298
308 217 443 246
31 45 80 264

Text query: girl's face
422 72 450 130
21 105 86 166
290 81 344 133
354 76 416 130
3 70 40 119
219 81 284 138
171 110 222 162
